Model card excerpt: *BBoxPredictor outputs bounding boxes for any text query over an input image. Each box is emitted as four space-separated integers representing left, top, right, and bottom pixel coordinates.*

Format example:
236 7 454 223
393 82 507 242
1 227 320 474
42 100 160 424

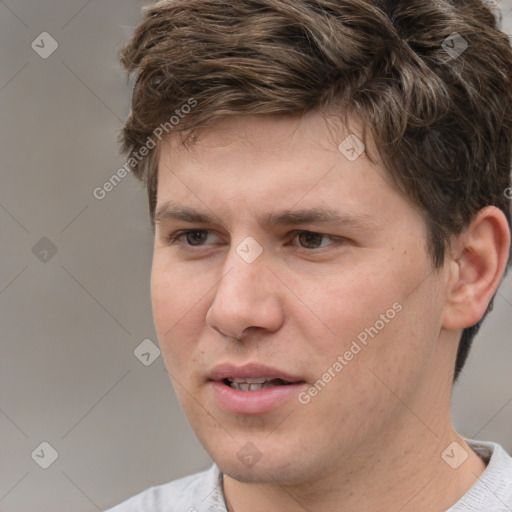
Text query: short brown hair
119 0 512 381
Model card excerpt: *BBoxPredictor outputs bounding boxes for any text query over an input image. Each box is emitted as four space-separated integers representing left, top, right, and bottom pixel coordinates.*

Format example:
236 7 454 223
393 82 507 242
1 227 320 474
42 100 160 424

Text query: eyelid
167 229 222 245
167 228 343 250
289 230 343 249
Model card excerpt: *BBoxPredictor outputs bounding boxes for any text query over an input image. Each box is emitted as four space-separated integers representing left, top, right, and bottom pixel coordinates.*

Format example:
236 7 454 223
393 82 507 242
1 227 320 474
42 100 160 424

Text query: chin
220 458 301 485
210 443 317 486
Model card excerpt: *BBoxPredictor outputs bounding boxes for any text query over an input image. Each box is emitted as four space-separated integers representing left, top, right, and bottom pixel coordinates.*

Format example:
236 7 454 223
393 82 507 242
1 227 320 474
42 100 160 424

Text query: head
119 0 512 485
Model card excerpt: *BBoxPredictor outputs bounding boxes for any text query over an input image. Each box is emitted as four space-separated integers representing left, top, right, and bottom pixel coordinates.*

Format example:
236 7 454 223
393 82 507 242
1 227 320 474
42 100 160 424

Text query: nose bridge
215 240 266 311
206 238 283 339
220 234 266 293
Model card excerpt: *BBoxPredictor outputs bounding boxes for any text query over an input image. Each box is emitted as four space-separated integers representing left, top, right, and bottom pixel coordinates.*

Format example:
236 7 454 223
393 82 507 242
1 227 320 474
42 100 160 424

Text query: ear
442 206 511 330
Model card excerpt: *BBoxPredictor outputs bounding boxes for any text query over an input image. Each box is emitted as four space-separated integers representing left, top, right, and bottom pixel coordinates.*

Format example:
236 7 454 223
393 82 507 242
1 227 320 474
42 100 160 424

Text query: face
151 112 452 485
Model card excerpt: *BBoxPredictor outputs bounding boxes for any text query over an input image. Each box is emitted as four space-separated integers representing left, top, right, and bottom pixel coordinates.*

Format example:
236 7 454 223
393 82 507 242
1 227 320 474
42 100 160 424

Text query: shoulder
469 439 512 483
448 439 512 511
104 464 226 512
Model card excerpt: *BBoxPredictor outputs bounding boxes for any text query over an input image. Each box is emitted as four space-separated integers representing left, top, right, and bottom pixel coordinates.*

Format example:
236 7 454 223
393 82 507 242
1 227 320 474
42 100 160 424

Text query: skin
150 111 510 512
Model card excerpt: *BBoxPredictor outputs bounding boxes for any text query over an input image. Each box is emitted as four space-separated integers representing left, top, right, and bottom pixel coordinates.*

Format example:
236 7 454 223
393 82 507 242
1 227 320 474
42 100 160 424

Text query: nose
205 246 285 341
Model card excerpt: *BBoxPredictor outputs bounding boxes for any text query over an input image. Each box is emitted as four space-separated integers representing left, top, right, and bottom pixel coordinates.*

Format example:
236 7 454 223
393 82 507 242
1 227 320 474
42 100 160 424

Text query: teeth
231 378 268 384
225 377 297 391
228 380 279 391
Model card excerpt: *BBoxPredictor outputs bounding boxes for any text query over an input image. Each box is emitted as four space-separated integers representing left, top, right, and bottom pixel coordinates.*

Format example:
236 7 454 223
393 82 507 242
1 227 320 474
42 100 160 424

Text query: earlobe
442 206 511 330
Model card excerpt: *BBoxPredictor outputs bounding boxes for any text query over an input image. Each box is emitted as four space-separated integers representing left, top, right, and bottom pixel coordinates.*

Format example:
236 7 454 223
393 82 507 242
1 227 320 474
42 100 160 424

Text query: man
106 0 512 510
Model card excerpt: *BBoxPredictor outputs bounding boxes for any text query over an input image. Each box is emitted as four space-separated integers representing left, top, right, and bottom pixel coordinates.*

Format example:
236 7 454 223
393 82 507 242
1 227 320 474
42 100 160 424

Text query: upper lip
209 363 304 383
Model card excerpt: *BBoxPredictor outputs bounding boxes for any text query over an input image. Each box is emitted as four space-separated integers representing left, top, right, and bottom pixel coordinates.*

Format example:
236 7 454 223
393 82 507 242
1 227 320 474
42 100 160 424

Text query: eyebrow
155 202 380 230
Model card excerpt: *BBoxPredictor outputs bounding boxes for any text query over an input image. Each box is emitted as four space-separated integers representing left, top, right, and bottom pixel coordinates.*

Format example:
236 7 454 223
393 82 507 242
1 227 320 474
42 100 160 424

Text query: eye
291 230 340 250
167 229 219 246
166 229 343 251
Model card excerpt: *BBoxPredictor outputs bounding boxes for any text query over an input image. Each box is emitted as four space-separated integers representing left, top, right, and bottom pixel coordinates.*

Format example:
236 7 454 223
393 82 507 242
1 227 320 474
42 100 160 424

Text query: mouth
208 363 307 414
222 377 300 391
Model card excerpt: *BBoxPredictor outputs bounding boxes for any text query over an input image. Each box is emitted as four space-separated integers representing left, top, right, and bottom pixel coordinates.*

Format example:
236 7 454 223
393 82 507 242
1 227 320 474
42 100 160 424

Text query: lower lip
209 380 307 415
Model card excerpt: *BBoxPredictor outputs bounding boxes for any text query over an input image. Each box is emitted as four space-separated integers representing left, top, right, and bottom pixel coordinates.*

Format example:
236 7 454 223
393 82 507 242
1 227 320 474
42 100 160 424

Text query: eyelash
166 229 343 251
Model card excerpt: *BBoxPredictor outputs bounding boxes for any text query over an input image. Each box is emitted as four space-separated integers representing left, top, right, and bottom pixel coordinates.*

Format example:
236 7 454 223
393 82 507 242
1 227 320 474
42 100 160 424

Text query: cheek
150 264 206 369
338 276 444 402
298 255 438 385
151 259 207 327
297 265 397 351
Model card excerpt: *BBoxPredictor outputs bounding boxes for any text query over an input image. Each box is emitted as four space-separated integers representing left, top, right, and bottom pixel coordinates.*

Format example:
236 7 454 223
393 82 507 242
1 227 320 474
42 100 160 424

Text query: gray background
0 1 511 511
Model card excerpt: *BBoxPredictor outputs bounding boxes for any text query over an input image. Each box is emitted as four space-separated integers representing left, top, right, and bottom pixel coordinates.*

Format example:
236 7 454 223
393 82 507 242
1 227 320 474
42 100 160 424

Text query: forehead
153 111 415 229
157 111 382 189
162 111 367 159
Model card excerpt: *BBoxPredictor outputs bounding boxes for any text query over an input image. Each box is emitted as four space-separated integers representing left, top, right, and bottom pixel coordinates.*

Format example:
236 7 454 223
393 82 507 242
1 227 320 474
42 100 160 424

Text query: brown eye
168 230 216 246
185 230 209 245
296 231 328 249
